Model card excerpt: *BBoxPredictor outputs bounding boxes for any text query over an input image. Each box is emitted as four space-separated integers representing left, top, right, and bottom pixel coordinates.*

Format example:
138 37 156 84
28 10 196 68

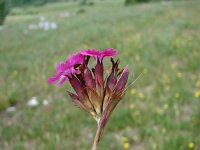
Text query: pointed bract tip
123 67 129 73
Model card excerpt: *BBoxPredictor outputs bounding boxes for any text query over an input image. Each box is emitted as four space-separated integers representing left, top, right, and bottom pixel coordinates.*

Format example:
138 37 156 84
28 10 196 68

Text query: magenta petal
48 73 62 84
49 52 85 85
56 62 66 72
100 48 117 60
63 68 73 78
66 53 84 67
114 67 129 92
48 77 57 84
57 76 67 86
80 49 100 57
80 49 117 61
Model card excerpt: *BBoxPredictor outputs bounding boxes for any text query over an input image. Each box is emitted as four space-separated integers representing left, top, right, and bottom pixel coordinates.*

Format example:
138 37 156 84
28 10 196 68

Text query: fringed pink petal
80 49 100 57
48 52 84 85
100 48 117 60
56 76 67 86
56 62 66 72
48 73 62 84
80 49 117 61
66 53 84 67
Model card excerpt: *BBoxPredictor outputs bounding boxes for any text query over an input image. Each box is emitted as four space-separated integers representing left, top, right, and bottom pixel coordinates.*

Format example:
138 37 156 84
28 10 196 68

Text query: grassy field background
0 0 200 149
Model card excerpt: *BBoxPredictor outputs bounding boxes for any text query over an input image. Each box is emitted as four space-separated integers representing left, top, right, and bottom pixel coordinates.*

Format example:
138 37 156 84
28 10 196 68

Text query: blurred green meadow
0 0 200 149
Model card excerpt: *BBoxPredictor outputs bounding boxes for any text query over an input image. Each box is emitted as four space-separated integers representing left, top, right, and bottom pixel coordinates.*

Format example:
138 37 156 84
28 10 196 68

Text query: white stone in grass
161 0 172 5
28 24 38 30
38 22 45 28
39 16 46 21
60 12 70 18
43 99 49 106
27 97 39 107
6 106 16 113
50 22 57 30
0 26 3 31
43 22 50 31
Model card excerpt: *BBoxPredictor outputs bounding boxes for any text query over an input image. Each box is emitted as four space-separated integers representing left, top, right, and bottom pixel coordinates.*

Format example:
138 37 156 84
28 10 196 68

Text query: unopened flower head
48 48 129 145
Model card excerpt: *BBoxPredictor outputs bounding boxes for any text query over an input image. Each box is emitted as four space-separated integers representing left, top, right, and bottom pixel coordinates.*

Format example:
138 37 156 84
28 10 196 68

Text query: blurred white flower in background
38 21 45 28
0 26 4 31
43 22 50 31
60 12 70 17
27 97 39 107
28 16 58 31
39 16 46 21
6 106 16 113
50 22 57 29
43 99 49 106
28 24 38 30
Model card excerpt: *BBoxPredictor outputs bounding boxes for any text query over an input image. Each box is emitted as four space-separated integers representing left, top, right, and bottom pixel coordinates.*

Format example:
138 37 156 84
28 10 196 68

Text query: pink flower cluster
48 48 129 142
